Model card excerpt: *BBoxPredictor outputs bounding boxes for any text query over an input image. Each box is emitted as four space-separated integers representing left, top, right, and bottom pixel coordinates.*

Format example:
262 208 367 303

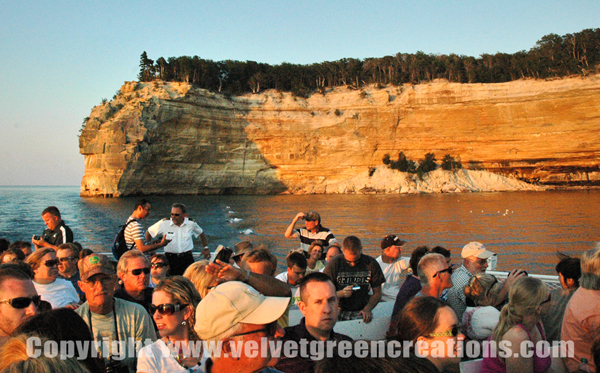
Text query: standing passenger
323 236 385 324
284 211 337 252
32 206 73 250
146 203 209 275
124 199 170 254
76 254 156 373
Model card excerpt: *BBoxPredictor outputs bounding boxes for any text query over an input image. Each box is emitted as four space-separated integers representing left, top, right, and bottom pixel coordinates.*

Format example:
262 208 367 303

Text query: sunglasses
170 213 181 217
44 259 59 267
58 257 77 263
433 266 453 278
0 295 42 309
149 303 189 316
428 326 460 338
151 262 167 269
130 268 151 276
229 321 278 338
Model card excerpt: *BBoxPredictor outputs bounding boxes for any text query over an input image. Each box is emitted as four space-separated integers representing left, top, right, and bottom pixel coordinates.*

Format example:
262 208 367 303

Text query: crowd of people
0 201 599 373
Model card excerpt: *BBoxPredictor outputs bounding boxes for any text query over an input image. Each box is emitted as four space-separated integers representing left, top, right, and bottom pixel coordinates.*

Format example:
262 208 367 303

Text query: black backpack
112 220 136 260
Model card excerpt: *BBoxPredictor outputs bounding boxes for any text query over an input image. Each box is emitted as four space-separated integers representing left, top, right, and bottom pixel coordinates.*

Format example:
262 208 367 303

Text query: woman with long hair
306 241 325 273
482 276 552 373
392 296 464 372
137 276 207 373
462 273 501 340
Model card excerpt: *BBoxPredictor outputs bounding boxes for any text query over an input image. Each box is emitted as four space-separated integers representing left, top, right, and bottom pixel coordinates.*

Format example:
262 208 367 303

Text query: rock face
79 76 600 197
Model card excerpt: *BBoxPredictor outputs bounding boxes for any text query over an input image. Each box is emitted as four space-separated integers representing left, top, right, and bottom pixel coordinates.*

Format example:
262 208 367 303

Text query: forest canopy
138 28 600 97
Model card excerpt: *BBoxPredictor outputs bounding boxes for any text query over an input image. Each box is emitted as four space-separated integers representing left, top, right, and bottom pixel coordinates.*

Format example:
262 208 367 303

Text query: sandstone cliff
79 76 600 197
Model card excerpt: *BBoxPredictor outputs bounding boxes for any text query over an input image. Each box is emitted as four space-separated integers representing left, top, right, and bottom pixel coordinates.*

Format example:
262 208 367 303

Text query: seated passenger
0 248 25 264
376 234 409 302
8 241 33 258
306 241 326 273
183 260 219 298
482 277 552 373
416 253 453 298
275 251 307 305
194 281 290 373
541 252 580 343
149 253 170 288
324 236 385 324
25 248 79 309
391 296 464 372
388 246 430 337
115 250 153 313
561 245 600 372
275 272 352 373
462 273 501 340
138 276 208 373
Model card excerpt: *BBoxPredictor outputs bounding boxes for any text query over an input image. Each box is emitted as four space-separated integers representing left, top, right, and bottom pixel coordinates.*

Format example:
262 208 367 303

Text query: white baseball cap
194 281 290 340
461 242 495 259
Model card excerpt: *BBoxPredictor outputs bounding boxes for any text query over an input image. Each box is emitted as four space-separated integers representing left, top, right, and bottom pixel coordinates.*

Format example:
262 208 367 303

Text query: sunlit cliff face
80 77 600 197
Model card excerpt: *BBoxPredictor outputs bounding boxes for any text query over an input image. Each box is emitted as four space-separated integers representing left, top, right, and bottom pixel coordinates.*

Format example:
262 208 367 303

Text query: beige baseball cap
78 254 114 281
194 281 290 340
461 242 495 259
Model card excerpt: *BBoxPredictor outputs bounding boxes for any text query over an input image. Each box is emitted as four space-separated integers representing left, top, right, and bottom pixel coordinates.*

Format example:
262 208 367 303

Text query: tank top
481 322 552 373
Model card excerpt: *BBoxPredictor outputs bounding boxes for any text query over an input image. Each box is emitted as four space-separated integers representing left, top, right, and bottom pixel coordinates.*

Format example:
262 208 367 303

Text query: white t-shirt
137 338 209 373
147 218 204 254
375 256 409 302
33 278 80 308
275 272 301 305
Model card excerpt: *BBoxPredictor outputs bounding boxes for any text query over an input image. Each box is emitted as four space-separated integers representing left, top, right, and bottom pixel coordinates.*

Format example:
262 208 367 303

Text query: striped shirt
294 226 337 252
124 216 144 249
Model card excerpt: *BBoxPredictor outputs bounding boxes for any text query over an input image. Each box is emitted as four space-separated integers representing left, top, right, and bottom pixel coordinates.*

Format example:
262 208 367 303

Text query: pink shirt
561 287 600 372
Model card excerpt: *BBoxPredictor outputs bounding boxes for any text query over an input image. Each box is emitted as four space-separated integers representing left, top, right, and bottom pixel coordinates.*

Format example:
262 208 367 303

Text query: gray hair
580 245 600 290
417 253 446 287
117 250 150 275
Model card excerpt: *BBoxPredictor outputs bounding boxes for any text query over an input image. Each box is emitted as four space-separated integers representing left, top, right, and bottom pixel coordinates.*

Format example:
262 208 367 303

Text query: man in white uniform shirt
146 203 209 276
375 234 409 302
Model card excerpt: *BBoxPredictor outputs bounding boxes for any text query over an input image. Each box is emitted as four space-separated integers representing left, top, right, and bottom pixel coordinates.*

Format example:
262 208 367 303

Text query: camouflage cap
78 254 114 281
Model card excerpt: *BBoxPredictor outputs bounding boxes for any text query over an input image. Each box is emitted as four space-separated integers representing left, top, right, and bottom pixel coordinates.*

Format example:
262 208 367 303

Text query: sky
1 0 599 186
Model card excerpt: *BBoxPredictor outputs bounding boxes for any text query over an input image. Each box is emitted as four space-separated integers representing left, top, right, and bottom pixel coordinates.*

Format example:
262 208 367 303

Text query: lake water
1 186 599 275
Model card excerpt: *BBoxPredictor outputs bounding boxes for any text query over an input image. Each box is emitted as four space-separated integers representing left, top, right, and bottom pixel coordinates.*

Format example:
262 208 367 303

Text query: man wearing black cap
376 235 409 302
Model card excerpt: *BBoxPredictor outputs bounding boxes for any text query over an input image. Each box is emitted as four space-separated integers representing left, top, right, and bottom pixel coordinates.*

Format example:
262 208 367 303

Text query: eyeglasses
130 268 150 276
428 326 459 338
540 294 552 306
44 259 59 267
229 321 278 338
0 295 42 309
149 303 189 316
476 258 488 265
433 266 453 278
58 257 78 263
151 262 166 269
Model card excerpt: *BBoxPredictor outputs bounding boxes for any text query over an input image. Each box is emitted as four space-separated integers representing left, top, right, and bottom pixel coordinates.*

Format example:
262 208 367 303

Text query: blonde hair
0 334 90 373
491 277 548 344
464 273 499 306
155 276 202 341
24 248 55 271
581 246 600 290
183 260 217 299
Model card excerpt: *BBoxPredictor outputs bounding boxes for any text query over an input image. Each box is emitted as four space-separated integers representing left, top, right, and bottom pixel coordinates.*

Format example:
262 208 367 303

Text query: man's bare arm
284 212 304 238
